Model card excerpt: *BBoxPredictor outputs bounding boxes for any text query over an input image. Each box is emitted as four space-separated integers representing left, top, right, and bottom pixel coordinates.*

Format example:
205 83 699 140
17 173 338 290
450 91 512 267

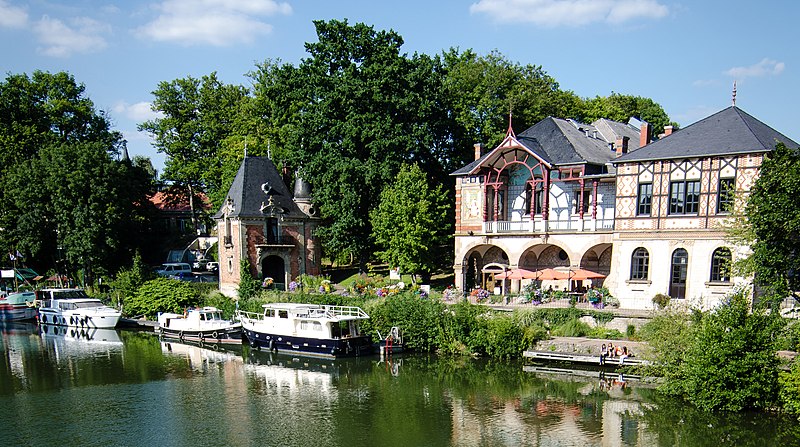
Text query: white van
156 263 193 277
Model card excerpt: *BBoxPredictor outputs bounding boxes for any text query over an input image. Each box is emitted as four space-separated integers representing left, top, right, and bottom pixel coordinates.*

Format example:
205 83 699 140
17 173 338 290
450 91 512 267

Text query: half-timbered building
605 106 798 309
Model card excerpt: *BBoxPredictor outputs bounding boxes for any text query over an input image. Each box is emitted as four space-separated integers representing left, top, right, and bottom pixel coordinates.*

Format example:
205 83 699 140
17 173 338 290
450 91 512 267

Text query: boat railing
237 305 369 321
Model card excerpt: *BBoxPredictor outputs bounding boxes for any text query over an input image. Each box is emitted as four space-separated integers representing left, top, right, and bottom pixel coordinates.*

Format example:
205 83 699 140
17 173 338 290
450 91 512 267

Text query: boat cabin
257 303 368 340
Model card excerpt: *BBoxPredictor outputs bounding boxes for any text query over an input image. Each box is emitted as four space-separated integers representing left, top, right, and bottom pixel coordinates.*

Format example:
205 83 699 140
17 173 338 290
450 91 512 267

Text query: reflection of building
214 157 321 297
452 107 798 308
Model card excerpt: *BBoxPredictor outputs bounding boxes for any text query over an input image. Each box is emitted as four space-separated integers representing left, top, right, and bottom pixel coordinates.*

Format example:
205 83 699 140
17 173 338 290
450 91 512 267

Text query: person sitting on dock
619 346 628 365
600 344 608 365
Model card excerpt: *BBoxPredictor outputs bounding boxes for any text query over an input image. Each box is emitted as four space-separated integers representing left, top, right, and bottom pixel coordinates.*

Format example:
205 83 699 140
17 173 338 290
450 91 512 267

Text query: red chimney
474 143 484 161
639 122 651 147
664 125 673 136
615 136 630 156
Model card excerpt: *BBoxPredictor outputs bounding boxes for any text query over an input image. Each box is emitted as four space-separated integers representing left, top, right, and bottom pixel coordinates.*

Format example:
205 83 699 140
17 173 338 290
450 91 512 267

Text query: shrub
237 258 260 301
124 277 200 319
779 360 800 419
551 319 591 337
652 293 671 309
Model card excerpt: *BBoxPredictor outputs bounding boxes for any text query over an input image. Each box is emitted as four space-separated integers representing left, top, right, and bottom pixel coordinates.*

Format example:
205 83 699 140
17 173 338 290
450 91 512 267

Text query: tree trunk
187 183 198 235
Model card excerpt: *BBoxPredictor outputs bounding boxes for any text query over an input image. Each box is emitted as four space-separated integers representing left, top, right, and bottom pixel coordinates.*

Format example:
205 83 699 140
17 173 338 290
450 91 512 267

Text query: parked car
206 262 219 273
156 263 192 277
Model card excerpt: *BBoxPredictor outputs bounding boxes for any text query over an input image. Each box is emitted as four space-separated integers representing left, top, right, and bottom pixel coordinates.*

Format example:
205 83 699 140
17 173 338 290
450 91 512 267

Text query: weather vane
732 80 737 107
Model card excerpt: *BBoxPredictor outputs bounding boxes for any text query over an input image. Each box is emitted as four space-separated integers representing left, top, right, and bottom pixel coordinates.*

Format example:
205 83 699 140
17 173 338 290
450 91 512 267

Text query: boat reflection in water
160 339 243 372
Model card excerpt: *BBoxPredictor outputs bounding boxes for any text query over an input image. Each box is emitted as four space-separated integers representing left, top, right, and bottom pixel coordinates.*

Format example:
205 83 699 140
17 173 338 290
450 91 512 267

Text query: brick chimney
615 136 630 156
663 125 673 136
474 143 484 161
639 122 651 147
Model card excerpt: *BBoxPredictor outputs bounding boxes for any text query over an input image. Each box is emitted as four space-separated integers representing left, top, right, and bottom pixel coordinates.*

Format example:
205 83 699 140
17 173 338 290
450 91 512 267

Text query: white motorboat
37 288 121 329
157 306 242 344
237 303 374 357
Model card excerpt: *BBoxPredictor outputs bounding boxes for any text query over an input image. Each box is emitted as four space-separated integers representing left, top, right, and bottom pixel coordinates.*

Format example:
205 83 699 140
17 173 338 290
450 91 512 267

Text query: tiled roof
614 106 799 163
150 189 212 212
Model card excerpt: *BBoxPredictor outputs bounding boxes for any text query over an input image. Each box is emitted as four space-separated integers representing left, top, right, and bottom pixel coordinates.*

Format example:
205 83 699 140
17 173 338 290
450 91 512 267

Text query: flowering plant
442 285 461 302
288 280 299 292
470 287 490 301
262 277 274 288
319 279 332 294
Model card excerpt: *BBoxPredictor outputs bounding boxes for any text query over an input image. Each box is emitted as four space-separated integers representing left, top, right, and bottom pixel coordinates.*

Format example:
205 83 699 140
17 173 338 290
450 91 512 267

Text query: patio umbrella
495 268 538 280
567 268 606 281
532 268 569 281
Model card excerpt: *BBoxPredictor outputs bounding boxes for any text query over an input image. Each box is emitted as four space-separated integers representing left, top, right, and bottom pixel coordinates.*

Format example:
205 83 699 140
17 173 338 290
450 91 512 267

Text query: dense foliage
0 71 154 279
640 291 784 412
123 277 201 319
737 143 800 299
370 163 451 281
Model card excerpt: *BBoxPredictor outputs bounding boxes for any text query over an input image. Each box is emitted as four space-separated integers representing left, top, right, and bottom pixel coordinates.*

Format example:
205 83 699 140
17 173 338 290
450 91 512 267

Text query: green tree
139 72 249 222
250 20 455 267
370 163 451 282
737 143 800 299
578 93 676 138
642 291 783 412
441 48 580 154
0 71 153 276
237 258 260 301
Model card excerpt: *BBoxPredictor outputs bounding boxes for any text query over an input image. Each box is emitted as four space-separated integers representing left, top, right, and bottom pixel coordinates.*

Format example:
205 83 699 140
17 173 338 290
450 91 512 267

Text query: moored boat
37 288 121 329
156 306 242 344
237 303 374 358
0 291 37 321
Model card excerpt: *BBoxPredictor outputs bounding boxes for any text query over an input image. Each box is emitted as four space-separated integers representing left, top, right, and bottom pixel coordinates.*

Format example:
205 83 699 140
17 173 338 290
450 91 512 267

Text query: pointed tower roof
614 106 799 163
214 157 307 219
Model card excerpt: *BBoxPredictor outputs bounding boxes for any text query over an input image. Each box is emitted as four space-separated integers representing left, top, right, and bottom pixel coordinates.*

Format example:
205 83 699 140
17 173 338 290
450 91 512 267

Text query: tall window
265 217 279 244
717 177 735 213
670 248 689 299
630 247 649 280
574 190 590 214
710 247 732 282
669 180 701 215
637 183 653 215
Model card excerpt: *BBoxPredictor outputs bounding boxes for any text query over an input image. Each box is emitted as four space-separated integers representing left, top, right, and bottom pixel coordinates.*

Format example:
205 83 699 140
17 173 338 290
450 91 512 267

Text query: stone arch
538 245 571 268
259 253 288 290
579 243 612 276
460 244 510 291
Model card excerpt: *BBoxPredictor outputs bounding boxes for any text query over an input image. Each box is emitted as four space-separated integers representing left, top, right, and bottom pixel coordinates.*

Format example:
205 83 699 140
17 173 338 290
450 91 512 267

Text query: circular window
558 249 568 261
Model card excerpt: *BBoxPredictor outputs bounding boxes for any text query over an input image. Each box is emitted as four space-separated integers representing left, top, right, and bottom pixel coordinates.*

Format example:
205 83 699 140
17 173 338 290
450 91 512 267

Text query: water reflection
0 325 797 447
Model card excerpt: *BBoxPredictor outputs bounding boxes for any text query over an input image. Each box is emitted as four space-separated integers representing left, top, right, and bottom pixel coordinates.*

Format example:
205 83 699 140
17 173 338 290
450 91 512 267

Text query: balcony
482 217 614 234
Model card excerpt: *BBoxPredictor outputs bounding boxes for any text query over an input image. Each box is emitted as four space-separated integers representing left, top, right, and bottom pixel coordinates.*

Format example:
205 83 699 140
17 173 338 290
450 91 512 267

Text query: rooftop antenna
732 80 737 107
506 100 515 138
244 136 248 158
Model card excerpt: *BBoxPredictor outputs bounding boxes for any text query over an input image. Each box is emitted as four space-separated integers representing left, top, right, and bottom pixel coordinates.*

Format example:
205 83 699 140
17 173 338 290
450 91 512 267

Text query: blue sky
1 0 797 173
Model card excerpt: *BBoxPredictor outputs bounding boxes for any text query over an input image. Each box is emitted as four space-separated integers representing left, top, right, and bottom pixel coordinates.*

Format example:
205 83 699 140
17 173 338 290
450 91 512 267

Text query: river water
1 322 797 447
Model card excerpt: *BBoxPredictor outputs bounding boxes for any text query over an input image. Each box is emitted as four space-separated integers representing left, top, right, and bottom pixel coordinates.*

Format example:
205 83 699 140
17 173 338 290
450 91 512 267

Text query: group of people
599 342 632 365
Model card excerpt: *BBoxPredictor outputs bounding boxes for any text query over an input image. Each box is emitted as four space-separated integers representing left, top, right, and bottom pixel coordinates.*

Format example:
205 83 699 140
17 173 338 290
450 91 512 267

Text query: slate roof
451 116 635 176
213 157 307 219
614 106 799 163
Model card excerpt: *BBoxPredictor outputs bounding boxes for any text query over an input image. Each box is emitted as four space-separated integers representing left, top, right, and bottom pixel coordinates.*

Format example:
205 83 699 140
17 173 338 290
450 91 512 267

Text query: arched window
710 247 732 282
630 248 649 280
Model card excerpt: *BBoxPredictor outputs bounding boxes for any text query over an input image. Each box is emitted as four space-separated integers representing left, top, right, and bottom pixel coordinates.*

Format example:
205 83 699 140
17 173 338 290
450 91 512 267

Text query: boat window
313 322 322 331
74 301 104 309
300 321 309 331
279 310 288 319
200 314 206 321
263 309 274 318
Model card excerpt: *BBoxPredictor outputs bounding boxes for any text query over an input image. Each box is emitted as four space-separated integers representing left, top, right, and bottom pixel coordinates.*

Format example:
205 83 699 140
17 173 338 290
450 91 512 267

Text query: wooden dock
523 350 650 367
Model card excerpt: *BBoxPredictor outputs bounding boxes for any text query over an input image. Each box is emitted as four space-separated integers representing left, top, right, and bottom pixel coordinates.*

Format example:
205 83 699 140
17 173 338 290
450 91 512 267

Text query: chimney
639 122 651 147
615 136 629 156
474 143 484 161
663 125 673 136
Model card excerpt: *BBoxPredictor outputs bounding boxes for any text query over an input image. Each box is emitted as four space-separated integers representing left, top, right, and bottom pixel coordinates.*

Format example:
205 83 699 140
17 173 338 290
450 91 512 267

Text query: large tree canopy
0 71 154 278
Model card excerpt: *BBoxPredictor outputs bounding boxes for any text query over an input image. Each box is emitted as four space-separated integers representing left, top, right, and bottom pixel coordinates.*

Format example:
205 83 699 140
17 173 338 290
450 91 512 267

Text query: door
669 248 688 299
261 255 286 290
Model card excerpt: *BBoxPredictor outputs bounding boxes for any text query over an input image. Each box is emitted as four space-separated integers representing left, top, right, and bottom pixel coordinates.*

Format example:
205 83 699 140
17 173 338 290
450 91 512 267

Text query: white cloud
33 15 110 57
725 58 785 79
469 0 668 27
137 0 292 46
0 0 28 28
113 101 164 122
